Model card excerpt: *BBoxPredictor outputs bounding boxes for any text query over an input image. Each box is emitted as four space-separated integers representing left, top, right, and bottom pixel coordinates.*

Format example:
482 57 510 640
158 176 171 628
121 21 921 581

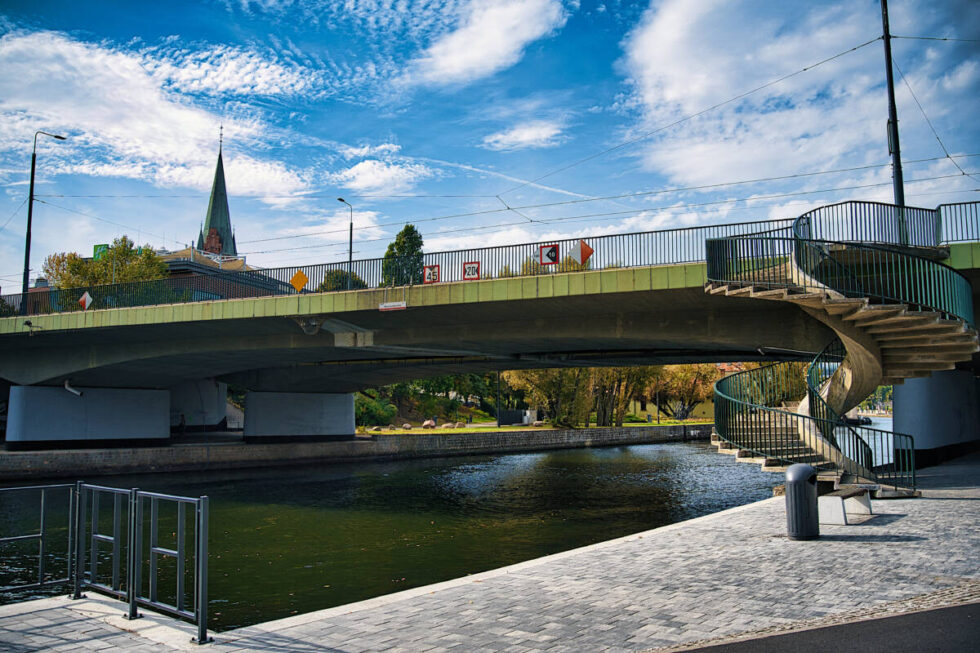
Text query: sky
0 0 978 289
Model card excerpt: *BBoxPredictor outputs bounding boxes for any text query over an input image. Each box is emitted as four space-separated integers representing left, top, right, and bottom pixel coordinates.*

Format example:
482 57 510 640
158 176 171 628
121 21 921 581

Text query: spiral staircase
705 201 979 491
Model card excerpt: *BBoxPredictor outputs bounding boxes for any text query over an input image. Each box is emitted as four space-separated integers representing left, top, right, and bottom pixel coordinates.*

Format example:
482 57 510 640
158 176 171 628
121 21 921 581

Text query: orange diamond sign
290 270 309 292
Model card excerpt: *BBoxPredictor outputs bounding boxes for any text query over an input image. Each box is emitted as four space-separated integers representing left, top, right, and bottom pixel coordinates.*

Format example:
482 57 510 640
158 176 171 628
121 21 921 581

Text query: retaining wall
0 424 713 481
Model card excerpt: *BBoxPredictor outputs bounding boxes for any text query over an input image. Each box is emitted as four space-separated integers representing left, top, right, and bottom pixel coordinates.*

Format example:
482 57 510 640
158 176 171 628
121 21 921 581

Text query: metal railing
0 484 75 593
795 200 942 247
1 482 210 644
2 217 798 316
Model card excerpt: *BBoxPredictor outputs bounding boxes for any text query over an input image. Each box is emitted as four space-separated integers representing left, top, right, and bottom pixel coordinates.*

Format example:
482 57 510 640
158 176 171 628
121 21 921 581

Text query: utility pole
880 0 907 243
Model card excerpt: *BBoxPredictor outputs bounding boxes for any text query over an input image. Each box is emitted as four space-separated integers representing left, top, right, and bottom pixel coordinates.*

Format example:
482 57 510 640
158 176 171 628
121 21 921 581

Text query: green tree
43 236 168 288
316 269 368 292
645 364 725 420
355 391 397 426
503 368 592 428
381 224 424 286
592 366 658 427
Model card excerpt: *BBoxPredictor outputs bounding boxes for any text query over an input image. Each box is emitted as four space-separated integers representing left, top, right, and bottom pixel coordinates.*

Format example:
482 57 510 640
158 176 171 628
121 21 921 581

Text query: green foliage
355 392 398 426
381 224 424 286
0 297 14 317
592 366 658 427
645 364 725 420
43 236 168 289
503 368 593 428
316 269 368 292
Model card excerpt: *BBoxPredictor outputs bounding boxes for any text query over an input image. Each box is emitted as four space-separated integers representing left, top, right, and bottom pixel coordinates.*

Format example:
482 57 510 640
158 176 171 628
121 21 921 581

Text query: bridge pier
893 370 980 467
5 385 170 450
243 391 355 443
169 379 228 431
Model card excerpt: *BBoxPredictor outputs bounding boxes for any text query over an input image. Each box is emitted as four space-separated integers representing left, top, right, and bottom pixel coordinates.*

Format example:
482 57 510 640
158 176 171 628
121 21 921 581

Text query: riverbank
2 450 977 651
0 422 712 481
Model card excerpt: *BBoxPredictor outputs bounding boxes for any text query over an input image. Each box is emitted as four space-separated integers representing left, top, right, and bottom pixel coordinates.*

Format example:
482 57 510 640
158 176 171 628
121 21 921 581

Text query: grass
359 419 712 436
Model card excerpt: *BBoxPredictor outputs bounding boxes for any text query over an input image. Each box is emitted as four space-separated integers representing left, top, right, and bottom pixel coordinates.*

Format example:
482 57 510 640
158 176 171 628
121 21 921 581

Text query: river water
1 441 783 631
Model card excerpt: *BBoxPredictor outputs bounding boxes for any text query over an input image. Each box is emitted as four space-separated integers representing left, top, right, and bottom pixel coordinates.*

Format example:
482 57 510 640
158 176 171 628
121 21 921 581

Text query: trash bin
785 463 819 540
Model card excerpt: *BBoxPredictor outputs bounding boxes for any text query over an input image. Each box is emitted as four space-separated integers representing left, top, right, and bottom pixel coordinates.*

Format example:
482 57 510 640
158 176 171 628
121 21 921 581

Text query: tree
592 366 657 427
645 364 724 420
0 296 15 317
503 368 592 428
316 269 368 292
43 236 168 288
381 224 424 286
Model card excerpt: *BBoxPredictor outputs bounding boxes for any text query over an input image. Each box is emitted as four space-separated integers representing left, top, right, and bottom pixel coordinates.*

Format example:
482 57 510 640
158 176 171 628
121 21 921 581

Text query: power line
237 154 976 246
239 172 975 256
892 35 980 43
0 198 28 234
496 37 883 196
31 199 185 247
893 58 980 187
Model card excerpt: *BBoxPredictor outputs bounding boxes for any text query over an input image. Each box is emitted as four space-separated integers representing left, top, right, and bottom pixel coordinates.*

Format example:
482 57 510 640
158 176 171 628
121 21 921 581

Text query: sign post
539 244 559 266
463 261 481 281
423 264 440 284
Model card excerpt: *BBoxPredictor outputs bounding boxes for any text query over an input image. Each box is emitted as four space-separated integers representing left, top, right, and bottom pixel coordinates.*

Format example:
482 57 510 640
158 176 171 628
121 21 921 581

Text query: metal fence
1 200 977 318
1 217 796 316
0 484 75 593
1 482 210 644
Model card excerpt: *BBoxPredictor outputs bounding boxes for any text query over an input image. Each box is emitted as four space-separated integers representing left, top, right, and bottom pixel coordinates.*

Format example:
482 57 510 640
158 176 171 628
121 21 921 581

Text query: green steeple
196 143 237 256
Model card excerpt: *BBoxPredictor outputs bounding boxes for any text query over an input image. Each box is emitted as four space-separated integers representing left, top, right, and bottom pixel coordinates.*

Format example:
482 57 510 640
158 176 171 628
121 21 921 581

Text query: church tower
195 131 237 256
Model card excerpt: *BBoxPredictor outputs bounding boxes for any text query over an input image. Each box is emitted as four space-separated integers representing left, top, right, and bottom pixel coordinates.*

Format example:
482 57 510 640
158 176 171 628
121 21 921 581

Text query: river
1 441 783 630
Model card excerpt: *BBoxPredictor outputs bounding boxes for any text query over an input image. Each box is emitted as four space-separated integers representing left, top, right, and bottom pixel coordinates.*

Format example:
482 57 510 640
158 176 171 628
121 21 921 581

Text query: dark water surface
2 442 782 630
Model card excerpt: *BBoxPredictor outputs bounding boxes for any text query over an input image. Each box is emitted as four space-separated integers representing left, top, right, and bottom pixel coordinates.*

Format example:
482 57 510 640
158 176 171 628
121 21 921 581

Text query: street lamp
22 130 67 314
337 197 353 290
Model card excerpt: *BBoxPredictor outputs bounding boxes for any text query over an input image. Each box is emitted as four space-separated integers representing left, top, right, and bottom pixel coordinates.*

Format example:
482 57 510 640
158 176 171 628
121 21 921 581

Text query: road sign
570 240 594 266
539 244 559 265
289 270 309 292
93 244 109 261
379 301 407 311
463 261 481 281
78 291 93 311
423 264 440 284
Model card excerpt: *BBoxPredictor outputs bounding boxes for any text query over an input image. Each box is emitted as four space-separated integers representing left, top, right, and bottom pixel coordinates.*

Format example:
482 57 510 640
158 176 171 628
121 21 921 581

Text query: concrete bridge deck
2 451 978 652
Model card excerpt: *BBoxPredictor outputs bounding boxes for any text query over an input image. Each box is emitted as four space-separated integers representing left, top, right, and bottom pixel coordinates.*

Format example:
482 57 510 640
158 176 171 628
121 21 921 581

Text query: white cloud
617 0 980 200
332 159 433 193
144 44 322 97
482 120 566 151
0 30 309 199
339 143 402 159
403 0 567 86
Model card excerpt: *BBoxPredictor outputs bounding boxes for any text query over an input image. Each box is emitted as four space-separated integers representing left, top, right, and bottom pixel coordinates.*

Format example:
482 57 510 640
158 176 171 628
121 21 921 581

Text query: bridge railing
0 217 794 316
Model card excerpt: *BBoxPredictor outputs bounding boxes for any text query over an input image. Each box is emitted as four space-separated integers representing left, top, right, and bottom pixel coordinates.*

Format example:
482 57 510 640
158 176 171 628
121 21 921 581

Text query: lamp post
22 130 67 315
337 197 354 290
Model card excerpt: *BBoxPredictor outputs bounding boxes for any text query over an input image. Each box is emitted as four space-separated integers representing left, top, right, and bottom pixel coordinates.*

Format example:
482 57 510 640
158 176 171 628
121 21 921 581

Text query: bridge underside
1 287 834 392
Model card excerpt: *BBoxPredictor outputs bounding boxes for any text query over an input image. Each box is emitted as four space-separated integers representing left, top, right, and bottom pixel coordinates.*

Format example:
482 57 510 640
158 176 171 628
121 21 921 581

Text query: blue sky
0 0 978 287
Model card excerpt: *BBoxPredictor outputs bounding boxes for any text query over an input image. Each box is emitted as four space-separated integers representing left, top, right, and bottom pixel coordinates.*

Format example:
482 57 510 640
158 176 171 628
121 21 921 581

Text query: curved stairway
705 201 979 490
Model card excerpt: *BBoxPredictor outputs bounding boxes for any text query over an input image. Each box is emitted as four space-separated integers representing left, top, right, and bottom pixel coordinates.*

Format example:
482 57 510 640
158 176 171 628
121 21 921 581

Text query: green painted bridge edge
0 262 710 334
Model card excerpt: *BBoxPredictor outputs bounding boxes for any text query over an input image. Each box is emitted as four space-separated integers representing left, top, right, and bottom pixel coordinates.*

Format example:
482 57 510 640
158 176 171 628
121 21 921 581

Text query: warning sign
78 291 93 311
570 240 594 266
463 261 481 281
539 244 559 265
290 269 309 292
423 264 440 284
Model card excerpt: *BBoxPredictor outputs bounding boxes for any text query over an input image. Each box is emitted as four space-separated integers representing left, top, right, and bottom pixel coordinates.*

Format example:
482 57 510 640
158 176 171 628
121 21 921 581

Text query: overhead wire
0 198 28 234
892 35 980 43
495 37 883 196
893 58 980 187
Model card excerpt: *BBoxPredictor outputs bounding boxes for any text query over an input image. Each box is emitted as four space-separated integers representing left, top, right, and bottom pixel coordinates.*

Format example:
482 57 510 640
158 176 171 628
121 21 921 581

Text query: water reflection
2 442 781 630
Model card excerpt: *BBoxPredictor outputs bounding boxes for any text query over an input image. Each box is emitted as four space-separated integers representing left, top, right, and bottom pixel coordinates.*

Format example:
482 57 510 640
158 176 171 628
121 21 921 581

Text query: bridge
1 200 978 484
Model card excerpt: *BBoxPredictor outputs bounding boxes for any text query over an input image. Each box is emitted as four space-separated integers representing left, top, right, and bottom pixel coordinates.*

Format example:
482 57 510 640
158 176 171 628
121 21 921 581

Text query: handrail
0 484 76 593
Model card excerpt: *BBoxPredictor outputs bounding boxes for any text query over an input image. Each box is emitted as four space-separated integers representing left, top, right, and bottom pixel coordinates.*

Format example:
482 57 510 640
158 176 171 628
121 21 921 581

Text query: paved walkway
1 452 978 652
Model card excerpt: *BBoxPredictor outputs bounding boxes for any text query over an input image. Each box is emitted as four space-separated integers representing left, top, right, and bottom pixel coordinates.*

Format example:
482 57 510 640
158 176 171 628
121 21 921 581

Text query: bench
818 487 872 525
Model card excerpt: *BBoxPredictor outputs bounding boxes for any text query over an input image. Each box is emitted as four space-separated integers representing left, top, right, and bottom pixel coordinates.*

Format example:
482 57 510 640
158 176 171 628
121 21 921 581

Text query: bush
317 270 368 292
355 393 397 426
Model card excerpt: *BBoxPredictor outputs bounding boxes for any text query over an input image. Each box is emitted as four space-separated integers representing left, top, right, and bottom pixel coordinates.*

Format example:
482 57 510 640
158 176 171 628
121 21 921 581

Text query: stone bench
818 487 872 525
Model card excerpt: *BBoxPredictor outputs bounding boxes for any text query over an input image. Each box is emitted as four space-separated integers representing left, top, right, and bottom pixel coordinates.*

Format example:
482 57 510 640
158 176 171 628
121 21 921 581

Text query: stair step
844 305 906 323
868 320 964 336
821 297 868 315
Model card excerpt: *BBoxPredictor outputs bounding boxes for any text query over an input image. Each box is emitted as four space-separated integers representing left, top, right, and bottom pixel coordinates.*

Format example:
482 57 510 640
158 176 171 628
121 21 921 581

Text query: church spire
196 132 237 256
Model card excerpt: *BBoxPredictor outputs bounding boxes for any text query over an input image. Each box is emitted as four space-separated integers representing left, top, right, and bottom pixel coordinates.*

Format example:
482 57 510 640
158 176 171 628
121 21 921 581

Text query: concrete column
169 379 228 431
5 385 169 449
243 391 355 442
893 370 980 466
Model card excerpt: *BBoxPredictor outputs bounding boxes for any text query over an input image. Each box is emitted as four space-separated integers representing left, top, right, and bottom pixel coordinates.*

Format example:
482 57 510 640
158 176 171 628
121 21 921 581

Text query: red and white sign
463 261 481 281
78 291 93 311
423 264 440 284
570 240 594 266
379 301 407 311
539 244 559 265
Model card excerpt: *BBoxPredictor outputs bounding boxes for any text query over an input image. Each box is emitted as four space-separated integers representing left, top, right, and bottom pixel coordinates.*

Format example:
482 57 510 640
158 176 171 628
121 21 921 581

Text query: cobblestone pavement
1 452 978 652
